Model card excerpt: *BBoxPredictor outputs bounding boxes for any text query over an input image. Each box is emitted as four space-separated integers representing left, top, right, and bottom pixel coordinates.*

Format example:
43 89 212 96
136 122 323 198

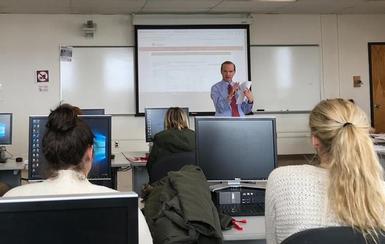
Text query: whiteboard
250 46 321 111
60 47 135 114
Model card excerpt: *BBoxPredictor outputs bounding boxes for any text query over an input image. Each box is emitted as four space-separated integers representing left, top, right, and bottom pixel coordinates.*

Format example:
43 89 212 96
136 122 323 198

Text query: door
369 43 385 133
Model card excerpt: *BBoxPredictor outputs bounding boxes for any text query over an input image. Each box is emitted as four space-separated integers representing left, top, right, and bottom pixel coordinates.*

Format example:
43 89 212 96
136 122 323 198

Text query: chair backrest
0 192 138 244
148 151 196 184
281 226 385 244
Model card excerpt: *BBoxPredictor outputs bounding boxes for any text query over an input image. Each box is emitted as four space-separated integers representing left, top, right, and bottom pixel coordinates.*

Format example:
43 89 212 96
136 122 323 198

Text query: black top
147 128 195 174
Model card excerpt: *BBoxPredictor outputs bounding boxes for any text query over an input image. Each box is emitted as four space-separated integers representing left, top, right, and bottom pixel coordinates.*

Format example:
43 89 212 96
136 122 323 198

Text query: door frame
368 42 385 128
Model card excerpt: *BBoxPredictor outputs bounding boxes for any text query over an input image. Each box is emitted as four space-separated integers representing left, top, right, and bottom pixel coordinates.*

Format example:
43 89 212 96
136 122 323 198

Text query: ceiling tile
0 0 385 14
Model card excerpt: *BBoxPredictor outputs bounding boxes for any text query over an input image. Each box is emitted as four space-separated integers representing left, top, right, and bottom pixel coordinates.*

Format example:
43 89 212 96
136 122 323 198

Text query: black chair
281 226 385 244
148 151 196 184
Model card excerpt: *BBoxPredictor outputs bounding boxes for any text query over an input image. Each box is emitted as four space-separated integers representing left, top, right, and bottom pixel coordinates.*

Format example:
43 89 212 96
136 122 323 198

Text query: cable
118 165 132 172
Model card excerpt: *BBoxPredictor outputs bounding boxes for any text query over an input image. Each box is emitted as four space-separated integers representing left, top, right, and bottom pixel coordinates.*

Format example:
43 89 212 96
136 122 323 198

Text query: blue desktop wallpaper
93 132 107 163
0 123 5 138
0 114 12 145
83 117 111 179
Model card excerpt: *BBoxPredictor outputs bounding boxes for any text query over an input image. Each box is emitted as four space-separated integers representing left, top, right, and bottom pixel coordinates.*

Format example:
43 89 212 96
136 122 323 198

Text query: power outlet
114 141 119 148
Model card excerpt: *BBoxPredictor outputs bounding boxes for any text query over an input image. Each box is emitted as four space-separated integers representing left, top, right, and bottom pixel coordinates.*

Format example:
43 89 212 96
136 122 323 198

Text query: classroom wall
0 14 383 157
0 14 142 159
338 15 385 110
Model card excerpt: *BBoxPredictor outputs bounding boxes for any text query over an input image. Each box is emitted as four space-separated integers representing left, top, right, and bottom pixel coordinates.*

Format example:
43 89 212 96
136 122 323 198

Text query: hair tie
343 122 352 128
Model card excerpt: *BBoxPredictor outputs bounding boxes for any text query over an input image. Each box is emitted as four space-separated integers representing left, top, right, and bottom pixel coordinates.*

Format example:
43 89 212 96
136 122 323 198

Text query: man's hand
228 82 240 102
229 82 240 96
244 89 254 103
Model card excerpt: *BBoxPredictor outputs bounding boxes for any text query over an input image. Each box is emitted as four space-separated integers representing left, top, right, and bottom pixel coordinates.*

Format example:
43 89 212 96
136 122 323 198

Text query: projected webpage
136 27 249 113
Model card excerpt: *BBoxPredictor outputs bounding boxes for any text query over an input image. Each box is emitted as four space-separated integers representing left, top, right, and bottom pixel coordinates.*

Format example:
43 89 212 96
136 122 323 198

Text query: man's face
221 64 235 82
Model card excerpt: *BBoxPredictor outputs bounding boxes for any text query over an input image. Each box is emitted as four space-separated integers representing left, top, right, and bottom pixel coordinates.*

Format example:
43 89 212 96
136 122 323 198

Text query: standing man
211 61 254 116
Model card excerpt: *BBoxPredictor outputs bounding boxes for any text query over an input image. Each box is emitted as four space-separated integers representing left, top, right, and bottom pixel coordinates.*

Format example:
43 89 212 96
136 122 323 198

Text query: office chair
281 226 385 244
148 151 196 184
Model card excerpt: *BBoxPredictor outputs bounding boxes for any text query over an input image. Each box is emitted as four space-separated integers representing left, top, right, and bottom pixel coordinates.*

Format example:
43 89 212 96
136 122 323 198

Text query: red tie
228 84 240 117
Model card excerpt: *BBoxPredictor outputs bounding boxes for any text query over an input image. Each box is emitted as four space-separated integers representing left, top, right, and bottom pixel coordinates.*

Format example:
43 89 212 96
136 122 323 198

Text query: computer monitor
195 117 277 182
28 115 112 181
144 107 189 142
0 113 12 145
0 192 138 244
80 108 105 115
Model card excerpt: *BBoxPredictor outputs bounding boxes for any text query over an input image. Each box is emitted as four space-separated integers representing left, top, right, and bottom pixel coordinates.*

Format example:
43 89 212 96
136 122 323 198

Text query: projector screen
135 25 250 114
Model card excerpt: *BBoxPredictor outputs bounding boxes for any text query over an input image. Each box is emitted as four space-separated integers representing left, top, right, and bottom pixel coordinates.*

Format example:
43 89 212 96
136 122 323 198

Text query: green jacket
143 165 224 244
147 128 195 174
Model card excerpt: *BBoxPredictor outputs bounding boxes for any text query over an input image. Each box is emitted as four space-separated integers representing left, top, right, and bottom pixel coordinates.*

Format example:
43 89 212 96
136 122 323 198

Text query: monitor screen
28 115 111 181
0 113 12 145
195 117 277 181
0 192 138 244
80 108 105 115
144 107 189 142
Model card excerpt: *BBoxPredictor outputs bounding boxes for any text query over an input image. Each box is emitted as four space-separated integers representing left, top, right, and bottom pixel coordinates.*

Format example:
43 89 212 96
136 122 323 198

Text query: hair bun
343 122 353 128
46 104 78 133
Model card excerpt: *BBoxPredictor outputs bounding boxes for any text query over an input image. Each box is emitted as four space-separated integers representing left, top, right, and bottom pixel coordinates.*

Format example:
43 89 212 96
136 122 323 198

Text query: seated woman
265 98 385 244
146 107 195 177
4 103 152 244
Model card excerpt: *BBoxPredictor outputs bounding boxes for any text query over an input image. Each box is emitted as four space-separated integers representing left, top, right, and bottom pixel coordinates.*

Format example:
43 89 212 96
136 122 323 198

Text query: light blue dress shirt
210 80 253 116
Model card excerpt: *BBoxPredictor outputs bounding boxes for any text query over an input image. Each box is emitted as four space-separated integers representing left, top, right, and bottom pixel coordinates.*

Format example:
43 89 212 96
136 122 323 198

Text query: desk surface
111 152 131 168
111 151 148 167
223 216 265 241
0 160 25 171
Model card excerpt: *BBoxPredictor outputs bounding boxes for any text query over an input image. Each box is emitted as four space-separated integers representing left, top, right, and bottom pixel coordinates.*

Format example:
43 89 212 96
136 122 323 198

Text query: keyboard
218 202 265 216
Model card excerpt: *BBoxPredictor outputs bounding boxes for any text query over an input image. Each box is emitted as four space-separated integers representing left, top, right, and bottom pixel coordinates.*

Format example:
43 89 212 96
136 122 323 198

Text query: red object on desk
133 156 148 162
123 153 148 164
126 156 148 163
231 218 247 231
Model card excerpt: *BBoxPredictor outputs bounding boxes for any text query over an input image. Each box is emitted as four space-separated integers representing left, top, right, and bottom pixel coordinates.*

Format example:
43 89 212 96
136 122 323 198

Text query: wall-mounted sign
60 46 73 62
36 70 49 82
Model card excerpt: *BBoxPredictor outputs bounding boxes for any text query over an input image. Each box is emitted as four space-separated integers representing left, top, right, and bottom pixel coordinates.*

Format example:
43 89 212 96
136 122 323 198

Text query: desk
121 151 148 194
0 160 25 188
111 152 148 193
110 153 132 190
223 216 266 244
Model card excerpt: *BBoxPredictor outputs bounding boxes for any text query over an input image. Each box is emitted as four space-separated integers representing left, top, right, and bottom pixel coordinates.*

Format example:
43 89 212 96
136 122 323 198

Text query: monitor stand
209 178 266 192
0 146 7 163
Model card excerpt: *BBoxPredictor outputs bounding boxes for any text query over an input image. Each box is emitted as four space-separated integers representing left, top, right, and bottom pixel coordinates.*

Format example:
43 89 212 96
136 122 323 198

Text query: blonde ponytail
310 99 385 240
